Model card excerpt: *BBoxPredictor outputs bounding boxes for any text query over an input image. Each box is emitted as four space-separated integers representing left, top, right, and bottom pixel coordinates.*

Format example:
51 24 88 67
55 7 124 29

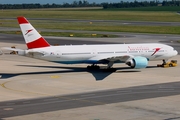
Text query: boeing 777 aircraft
3 17 178 71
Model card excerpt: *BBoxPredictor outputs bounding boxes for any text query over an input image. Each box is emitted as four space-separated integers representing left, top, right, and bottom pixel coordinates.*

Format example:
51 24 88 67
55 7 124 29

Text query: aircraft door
92 49 97 57
55 51 62 58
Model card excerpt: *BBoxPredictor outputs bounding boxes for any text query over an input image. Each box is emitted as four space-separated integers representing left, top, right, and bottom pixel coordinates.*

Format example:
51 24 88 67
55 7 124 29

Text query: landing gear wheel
169 63 173 67
87 65 100 70
103 68 117 72
87 66 91 69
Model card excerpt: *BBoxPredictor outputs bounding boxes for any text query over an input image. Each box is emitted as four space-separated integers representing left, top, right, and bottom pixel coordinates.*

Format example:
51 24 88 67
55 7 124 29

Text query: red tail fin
17 16 50 49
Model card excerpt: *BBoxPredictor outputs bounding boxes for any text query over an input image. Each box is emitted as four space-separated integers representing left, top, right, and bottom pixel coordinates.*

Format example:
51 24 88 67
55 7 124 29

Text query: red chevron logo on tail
25 29 33 35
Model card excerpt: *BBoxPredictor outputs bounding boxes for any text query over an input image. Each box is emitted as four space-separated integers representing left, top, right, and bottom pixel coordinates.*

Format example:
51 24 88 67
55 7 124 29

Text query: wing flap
91 54 133 63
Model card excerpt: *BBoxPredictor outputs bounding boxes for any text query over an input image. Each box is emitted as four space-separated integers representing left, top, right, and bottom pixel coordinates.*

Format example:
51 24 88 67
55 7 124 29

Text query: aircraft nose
174 50 178 56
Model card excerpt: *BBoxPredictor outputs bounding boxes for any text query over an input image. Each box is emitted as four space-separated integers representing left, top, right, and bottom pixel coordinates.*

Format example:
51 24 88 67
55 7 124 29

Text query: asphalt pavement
0 31 180 119
0 81 180 118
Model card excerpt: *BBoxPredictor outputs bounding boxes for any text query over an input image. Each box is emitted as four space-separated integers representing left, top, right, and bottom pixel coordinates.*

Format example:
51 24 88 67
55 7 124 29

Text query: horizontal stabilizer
1 47 24 52
1 47 25 55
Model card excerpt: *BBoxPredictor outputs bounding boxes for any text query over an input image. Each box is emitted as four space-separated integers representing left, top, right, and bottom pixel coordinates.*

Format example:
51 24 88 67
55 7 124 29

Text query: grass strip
0 8 180 22
1 20 180 35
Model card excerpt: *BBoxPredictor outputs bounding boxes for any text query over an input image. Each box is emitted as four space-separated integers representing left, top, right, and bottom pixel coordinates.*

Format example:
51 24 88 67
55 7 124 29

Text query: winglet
17 16 50 49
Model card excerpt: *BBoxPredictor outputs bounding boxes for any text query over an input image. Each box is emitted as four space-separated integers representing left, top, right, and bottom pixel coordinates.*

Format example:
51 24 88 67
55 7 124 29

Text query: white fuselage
24 43 178 64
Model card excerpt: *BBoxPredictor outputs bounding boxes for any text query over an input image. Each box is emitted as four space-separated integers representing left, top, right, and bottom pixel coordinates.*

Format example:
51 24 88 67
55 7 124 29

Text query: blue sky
0 0 134 4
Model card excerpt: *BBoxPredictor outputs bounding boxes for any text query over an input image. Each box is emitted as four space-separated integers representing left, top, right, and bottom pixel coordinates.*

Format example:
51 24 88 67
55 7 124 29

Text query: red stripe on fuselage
27 37 50 49
17 17 29 24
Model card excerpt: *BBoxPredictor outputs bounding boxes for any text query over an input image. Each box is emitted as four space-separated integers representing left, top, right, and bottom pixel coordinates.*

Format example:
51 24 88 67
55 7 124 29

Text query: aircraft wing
92 54 134 63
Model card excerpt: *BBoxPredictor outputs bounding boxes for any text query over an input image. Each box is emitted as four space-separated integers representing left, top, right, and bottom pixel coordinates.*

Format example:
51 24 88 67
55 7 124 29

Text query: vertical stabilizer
17 17 50 49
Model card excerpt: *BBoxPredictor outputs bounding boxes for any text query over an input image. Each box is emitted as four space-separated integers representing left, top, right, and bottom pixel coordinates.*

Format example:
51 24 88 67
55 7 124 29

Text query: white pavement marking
3 108 14 111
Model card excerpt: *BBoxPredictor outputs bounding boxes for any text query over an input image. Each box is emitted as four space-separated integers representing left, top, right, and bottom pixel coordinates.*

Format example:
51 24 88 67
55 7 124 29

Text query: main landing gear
87 63 117 72
87 64 100 70
102 68 117 72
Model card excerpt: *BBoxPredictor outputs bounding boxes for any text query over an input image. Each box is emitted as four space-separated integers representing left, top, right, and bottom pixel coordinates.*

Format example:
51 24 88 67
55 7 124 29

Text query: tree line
0 1 179 9
102 1 180 9
162 1 180 6
102 1 157 9
0 1 100 9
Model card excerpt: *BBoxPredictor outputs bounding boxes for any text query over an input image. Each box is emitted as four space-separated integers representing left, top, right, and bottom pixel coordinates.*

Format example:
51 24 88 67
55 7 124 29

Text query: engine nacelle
126 56 148 69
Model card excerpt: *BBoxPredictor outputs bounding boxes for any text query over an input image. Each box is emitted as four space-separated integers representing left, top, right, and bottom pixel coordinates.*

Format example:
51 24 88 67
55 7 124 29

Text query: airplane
2 16 178 72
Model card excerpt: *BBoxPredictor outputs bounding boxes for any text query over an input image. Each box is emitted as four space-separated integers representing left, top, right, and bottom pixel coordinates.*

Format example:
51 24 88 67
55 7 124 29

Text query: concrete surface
0 41 180 120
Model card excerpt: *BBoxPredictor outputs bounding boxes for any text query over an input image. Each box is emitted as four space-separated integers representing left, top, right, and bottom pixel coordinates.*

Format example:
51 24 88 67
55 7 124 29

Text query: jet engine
126 56 148 69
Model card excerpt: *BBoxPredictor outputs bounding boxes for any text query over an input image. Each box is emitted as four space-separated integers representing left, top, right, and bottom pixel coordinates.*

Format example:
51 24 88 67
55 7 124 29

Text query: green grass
0 31 118 38
0 7 180 22
1 7 180 35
